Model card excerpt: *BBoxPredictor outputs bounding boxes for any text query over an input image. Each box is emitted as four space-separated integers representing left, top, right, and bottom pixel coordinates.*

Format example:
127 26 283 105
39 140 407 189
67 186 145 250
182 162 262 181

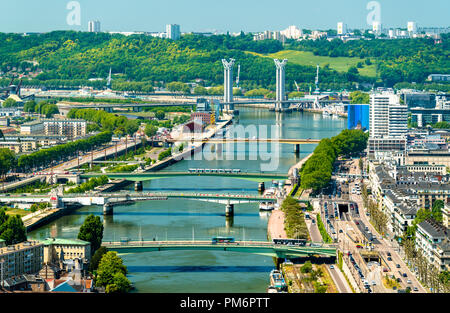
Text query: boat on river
259 201 275 211
270 270 287 291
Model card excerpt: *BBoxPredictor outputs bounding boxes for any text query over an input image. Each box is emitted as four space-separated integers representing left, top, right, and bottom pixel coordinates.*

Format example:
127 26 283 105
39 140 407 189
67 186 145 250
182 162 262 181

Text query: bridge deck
103 240 337 258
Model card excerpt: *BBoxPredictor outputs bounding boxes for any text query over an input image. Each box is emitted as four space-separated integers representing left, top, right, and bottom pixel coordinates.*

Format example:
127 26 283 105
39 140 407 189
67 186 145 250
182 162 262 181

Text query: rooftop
40 238 90 246
418 219 449 239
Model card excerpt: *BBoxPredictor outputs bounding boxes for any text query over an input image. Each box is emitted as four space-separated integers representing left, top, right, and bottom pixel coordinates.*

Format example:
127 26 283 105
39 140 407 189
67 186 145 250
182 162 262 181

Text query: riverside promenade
267 153 313 241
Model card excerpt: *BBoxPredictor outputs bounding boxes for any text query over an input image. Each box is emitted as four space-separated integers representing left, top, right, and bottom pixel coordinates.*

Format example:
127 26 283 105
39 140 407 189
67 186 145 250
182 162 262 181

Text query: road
347 160 427 293
327 264 352 293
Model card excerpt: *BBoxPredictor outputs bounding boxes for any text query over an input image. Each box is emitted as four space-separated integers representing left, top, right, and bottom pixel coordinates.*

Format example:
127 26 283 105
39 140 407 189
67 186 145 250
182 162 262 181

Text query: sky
1 0 449 34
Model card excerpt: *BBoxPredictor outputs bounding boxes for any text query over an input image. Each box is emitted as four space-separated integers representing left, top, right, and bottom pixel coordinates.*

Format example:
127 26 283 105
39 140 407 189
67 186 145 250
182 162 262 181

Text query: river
28 108 345 293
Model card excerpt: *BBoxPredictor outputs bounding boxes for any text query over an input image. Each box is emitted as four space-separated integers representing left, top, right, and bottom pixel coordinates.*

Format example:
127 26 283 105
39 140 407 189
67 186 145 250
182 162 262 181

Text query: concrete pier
294 144 300 154
225 216 234 228
134 181 143 192
103 202 113 215
225 203 234 217
258 182 265 193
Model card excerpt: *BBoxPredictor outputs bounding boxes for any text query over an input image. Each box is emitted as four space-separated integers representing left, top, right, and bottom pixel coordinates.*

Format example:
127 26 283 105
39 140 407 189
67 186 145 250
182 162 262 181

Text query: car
387 252 391 257
356 245 363 249
396 264 401 269
383 268 388 273
407 280 411 284
371 280 376 286
339 229 343 233
330 265 334 269
387 257 392 261
413 287 418 292
355 221 359 225
402 273 407 278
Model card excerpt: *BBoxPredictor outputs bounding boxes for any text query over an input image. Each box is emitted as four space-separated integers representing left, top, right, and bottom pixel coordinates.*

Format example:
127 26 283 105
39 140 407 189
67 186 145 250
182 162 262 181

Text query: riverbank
142 115 233 172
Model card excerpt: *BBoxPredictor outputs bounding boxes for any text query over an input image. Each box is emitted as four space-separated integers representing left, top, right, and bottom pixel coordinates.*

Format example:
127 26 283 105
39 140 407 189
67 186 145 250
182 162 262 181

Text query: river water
28 108 345 293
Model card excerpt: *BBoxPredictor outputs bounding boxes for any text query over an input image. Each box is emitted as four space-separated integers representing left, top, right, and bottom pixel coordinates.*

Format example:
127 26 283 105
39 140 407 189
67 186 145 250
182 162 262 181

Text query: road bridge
103 240 337 259
168 138 320 144
80 171 289 182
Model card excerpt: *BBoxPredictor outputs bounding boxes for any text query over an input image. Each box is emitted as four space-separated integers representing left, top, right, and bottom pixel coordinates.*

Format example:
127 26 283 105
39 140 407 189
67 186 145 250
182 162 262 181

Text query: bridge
167 138 321 145
80 171 288 182
103 240 337 259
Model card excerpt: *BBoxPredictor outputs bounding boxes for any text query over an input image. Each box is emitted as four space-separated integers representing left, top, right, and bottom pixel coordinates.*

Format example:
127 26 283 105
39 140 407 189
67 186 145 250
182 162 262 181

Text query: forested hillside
287 35 450 86
0 31 448 91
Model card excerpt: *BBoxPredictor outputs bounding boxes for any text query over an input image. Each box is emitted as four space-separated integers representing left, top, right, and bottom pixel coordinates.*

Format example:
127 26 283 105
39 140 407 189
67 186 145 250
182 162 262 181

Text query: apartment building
42 119 86 139
415 219 449 271
0 241 44 281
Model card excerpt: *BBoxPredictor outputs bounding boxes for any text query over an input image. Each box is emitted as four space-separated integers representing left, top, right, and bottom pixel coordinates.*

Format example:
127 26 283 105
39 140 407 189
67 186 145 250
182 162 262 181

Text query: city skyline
0 0 449 34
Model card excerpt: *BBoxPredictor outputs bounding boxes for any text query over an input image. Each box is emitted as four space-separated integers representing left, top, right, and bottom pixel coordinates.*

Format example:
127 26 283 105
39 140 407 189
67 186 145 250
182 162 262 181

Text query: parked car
396 264 401 269
387 257 392 261
330 265 334 269
413 287 418 292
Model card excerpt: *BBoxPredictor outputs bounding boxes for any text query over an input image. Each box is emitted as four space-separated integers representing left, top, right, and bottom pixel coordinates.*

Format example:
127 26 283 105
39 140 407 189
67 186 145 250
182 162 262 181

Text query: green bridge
103 240 337 259
81 171 289 182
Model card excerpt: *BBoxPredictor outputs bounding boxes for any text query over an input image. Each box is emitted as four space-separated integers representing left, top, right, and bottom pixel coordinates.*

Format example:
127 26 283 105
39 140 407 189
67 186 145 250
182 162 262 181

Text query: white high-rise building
88 20 101 33
280 25 302 39
166 24 181 40
388 105 408 137
407 21 417 34
337 22 347 35
372 21 382 35
369 92 405 138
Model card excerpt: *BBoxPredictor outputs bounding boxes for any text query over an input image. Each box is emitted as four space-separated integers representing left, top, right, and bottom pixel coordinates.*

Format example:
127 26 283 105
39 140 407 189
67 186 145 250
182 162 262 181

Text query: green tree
0 212 27 245
300 261 313 273
0 148 17 179
77 214 104 254
350 91 370 104
193 86 208 95
155 110 165 120
23 100 37 113
89 246 108 272
2 98 17 108
145 124 158 137
431 200 444 223
96 251 131 293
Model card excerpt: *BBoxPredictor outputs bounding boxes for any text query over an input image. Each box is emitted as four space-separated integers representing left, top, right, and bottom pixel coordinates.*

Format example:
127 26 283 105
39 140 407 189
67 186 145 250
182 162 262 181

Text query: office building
41 238 91 266
403 92 436 109
411 108 450 127
427 74 450 82
388 104 408 137
347 104 369 130
166 24 181 40
0 241 44 281
372 21 382 35
88 20 101 33
407 22 417 34
337 22 348 35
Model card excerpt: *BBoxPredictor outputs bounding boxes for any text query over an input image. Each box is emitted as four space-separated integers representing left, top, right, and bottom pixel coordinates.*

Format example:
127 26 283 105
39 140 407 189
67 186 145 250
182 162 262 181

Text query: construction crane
294 81 300 92
235 64 240 88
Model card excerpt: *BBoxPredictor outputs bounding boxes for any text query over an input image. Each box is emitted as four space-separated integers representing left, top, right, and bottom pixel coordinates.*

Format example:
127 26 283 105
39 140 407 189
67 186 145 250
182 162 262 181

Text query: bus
272 238 307 246
211 236 235 244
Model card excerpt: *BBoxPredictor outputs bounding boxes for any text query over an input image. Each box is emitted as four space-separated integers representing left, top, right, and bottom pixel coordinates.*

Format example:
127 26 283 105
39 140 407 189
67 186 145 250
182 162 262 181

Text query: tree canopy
77 214 104 254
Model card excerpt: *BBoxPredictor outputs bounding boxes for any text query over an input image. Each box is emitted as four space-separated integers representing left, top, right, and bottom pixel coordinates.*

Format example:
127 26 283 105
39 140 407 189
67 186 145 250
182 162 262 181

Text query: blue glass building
347 104 369 130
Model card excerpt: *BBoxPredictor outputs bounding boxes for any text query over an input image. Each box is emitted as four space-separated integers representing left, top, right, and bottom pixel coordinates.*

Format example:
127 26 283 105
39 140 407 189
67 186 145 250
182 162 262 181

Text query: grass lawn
5 208 30 217
247 50 378 78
